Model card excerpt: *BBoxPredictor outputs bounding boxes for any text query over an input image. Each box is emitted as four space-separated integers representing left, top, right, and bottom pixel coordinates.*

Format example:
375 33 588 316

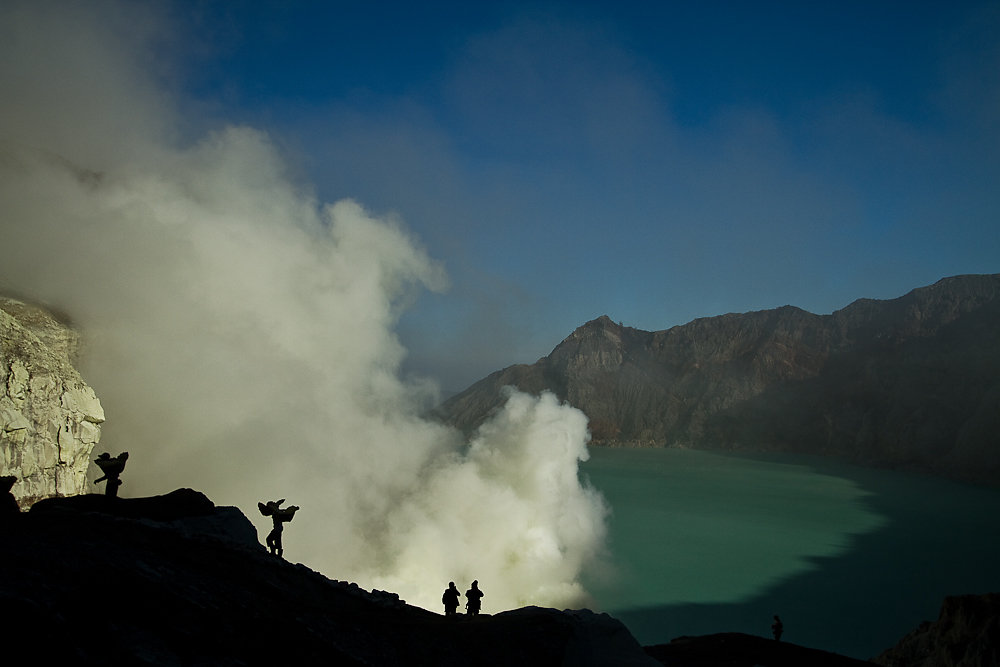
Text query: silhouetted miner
772 615 783 641
1 476 18 514
258 499 299 558
442 582 461 617
465 580 484 616
93 452 129 498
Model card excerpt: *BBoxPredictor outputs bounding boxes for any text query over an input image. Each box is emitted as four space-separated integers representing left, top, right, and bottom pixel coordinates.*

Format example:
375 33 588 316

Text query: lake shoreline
580 447 1000 659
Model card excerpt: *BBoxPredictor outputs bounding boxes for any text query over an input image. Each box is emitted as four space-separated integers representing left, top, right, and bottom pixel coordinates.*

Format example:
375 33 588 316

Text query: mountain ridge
435 274 1000 484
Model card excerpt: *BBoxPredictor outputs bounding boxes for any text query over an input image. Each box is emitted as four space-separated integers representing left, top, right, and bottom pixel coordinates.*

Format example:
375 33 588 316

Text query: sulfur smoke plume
0 2 607 611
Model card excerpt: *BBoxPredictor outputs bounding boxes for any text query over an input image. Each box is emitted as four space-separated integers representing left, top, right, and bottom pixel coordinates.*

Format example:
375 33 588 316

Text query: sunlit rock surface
0 296 105 506
437 274 1000 485
4 490 658 666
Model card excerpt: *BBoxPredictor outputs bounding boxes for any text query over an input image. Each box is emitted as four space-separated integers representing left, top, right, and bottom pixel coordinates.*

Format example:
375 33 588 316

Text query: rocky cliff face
0 296 105 506
436 274 1000 484
873 593 1000 666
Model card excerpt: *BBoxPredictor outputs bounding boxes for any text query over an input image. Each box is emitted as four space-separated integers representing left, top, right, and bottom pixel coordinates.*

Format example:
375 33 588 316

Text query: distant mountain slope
435 274 1000 484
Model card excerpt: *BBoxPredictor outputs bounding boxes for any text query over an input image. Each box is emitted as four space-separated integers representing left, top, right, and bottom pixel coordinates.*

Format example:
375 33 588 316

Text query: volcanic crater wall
1 296 105 506
436 274 1000 484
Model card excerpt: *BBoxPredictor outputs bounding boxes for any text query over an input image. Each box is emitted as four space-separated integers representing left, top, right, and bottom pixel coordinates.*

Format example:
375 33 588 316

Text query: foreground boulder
2 490 656 665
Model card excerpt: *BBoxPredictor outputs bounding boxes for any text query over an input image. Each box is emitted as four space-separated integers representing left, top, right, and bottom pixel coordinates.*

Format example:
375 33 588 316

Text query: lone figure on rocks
1 476 19 514
772 615 783 641
258 498 299 558
442 582 461 617
465 580 484 616
94 452 129 498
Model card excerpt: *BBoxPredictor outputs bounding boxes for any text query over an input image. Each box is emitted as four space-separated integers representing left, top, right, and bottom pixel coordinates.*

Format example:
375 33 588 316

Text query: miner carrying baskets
258 498 299 558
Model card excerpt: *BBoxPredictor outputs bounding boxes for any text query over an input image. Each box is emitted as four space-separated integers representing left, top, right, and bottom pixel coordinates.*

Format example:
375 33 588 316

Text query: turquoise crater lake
580 447 1000 659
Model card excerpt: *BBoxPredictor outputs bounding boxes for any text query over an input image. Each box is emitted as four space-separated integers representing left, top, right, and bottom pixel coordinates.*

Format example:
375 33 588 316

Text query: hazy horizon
2 1 998 392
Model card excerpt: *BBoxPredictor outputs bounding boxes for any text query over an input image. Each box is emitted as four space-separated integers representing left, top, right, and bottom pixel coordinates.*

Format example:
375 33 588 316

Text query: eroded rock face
874 593 1000 667
435 274 1000 485
0 297 105 507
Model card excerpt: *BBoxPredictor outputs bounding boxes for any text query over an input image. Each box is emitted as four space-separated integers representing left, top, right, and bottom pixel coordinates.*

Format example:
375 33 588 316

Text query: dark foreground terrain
0 489 653 665
646 633 873 666
4 489 992 666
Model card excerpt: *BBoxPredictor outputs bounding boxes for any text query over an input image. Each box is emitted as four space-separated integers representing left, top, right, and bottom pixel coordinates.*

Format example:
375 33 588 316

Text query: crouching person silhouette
258 498 299 558
442 582 461 617
465 580 484 616
94 452 129 498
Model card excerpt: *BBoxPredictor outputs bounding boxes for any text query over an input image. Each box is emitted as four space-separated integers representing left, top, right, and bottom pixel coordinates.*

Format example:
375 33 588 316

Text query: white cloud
0 1 608 612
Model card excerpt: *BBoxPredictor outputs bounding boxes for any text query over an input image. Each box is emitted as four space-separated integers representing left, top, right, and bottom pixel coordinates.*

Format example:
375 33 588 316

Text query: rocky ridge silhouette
4 490 658 666
1 489 907 665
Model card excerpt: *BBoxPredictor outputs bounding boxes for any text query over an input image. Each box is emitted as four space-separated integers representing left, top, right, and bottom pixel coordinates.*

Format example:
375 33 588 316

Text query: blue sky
104 1 1000 389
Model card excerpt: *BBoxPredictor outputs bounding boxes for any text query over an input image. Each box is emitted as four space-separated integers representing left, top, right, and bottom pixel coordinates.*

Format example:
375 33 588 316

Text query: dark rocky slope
435 274 1000 484
644 632 875 666
1 490 657 666
7 489 993 665
873 593 1000 667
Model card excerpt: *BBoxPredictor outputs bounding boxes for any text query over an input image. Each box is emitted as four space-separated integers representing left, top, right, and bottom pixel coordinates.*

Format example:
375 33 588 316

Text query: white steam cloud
0 2 607 611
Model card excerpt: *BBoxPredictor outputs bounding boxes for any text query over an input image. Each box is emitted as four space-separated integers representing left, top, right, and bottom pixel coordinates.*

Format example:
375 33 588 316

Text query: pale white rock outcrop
1 297 105 507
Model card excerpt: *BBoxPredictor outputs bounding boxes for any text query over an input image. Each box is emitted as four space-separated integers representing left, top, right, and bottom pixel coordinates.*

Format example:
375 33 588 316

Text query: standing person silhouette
442 582 461 617
465 580 484 616
258 499 299 558
772 615 783 641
